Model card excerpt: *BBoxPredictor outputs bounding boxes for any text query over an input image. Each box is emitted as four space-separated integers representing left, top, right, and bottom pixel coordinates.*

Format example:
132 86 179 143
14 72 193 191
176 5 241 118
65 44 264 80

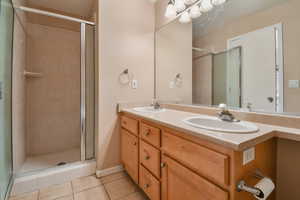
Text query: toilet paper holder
236 170 265 198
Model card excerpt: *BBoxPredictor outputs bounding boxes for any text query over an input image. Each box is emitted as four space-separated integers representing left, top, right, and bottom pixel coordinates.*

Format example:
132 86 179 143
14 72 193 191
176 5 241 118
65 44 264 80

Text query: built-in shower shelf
24 71 43 78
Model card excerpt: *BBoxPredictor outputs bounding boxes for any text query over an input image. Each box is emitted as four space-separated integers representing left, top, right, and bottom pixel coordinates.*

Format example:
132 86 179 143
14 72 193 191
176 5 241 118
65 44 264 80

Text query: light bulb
212 0 226 6
165 3 177 18
184 0 196 5
175 0 186 12
179 11 191 23
190 5 202 19
200 0 213 12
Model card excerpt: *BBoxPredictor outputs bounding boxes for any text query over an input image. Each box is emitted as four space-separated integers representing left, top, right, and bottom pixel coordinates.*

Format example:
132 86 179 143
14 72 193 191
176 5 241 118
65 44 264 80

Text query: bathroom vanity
119 108 277 200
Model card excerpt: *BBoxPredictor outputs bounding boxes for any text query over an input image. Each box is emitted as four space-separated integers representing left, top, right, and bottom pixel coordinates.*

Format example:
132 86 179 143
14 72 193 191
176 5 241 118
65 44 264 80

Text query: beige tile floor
10 172 149 200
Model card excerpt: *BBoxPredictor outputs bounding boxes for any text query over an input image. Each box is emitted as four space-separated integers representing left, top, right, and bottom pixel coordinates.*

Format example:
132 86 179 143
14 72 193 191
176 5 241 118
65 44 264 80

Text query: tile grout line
100 176 127 185
70 181 75 200
101 184 111 200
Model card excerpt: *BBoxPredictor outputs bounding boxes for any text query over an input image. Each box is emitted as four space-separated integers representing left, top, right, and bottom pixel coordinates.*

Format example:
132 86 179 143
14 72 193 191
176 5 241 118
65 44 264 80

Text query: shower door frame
80 23 86 161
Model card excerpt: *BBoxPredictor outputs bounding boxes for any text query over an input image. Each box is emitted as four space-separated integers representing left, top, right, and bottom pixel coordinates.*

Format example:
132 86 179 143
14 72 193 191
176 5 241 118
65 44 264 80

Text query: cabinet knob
133 142 137 146
145 155 150 160
144 184 150 188
161 162 166 168
145 129 150 136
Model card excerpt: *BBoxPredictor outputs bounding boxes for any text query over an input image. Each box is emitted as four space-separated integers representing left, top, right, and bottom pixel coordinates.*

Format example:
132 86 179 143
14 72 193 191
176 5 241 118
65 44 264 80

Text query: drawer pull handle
144 184 150 188
161 162 166 168
145 155 150 160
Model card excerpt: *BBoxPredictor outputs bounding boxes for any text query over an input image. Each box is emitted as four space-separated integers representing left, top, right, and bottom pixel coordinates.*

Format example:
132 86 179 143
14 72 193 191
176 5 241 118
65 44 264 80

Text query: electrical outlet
288 80 299 88
243 147 255 165
131 80 138 89
169 81 175 89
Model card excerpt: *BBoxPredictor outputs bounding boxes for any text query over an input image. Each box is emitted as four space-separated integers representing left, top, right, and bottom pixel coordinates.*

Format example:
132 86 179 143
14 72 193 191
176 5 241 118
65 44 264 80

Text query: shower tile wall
26 23 81 156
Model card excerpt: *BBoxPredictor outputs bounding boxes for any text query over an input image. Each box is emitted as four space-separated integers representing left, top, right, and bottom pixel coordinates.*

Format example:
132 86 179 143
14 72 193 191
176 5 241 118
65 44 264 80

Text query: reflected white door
228 25 279 112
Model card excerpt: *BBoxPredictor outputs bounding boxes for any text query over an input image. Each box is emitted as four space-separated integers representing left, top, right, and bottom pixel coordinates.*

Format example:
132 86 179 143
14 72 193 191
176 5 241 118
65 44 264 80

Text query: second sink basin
183 116 259 133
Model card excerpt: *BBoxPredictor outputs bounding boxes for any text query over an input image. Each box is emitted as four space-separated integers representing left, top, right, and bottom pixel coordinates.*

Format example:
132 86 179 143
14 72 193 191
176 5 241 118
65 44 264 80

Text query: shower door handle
0 82 2 100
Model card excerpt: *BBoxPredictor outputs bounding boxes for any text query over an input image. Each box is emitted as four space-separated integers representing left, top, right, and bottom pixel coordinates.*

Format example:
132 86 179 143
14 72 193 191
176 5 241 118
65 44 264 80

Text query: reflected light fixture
184 0 197 5
212 0 227 6
165 0 227 23
179 11 191 23
165 0 177 18
190 5 201 19
199 0 213 12
175 0 186 12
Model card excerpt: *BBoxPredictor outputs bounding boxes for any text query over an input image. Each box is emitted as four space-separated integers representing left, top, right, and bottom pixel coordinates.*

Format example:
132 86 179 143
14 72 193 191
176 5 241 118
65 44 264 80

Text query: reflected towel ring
174 73 183 87
119 69 131 85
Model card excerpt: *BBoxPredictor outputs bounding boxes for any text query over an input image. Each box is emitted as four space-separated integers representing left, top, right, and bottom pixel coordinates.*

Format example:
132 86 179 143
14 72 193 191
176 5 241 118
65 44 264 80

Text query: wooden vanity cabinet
120 113 276 200
120 117 139 184
161 155 228 200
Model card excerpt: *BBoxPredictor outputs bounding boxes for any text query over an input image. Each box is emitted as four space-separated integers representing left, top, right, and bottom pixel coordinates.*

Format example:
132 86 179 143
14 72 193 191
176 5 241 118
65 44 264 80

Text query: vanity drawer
140 122 161 147
121 116 138 135
139 165 160 200
162 132 229 186
140 140 161 178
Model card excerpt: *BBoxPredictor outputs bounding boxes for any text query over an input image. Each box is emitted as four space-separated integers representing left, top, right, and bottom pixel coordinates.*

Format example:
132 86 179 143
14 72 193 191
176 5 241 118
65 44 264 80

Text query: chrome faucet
152 99 161 110
218 104 239 122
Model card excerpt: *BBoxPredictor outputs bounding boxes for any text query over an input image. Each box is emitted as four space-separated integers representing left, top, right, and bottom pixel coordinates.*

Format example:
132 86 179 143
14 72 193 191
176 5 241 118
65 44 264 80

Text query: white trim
14 6 95 25
11 161 96 196
95 165 124 178
227 23 284 113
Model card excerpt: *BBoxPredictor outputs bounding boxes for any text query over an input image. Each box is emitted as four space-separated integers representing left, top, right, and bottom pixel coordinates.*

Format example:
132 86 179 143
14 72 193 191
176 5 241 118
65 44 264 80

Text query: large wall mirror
156 0 300 115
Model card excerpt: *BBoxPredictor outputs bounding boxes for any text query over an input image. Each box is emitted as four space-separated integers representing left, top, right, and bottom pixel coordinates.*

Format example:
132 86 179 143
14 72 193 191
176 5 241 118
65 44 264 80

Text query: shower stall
11 3 96 182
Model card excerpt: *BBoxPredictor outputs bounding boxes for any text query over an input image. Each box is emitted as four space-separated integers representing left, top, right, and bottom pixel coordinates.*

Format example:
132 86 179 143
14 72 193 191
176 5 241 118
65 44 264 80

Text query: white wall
97 0 155 169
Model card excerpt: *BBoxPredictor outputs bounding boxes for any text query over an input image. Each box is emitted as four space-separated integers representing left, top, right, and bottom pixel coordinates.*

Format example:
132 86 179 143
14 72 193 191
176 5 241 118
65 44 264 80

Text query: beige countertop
121 108 300 151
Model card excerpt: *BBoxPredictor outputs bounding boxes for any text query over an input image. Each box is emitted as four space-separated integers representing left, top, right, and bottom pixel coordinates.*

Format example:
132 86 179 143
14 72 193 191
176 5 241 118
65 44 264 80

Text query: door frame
227 23 284 112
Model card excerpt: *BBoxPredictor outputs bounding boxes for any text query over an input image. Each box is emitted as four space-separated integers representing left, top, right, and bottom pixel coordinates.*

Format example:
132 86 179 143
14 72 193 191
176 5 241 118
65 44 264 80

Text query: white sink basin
133 106 166 113
183 116 259 133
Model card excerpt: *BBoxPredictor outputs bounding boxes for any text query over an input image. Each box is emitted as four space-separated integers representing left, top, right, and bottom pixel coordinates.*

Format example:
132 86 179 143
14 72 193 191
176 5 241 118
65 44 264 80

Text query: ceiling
193 0 288 37
25 0 96 19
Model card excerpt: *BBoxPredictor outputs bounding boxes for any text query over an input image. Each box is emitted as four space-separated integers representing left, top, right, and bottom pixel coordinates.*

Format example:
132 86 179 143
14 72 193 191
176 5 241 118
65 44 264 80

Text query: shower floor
20 148 81 174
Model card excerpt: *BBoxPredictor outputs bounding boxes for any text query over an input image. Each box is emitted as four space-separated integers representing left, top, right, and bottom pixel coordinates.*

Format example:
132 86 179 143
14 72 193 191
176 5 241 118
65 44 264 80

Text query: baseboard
95 165 124 178
11 160 96 196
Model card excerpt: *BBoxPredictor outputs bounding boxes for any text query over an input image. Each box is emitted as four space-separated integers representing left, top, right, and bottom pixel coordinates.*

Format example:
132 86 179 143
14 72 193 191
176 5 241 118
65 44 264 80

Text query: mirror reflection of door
228 24 283 112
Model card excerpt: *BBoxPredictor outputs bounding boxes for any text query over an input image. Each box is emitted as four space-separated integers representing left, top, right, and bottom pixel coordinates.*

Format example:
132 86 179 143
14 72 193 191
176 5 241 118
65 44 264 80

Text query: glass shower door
212 47 241 108
0 0 14 199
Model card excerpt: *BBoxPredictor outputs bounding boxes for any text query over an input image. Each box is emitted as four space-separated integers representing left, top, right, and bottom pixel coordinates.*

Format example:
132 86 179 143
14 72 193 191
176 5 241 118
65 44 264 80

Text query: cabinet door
161 155 228 200
121 128 139 183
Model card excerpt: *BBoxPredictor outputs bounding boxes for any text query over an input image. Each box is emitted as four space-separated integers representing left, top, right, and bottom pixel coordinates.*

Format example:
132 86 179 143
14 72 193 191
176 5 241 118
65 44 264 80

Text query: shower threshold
20 148 80 174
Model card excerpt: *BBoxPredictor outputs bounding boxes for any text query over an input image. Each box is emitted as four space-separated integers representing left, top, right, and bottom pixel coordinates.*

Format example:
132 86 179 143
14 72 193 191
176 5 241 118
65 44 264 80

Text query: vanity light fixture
199 0 213 12
190 5 202 19
164 0 227 23
212 0 227 6
165 1 177 18
174 0 186 12
184 0 197 5
179 11 191 23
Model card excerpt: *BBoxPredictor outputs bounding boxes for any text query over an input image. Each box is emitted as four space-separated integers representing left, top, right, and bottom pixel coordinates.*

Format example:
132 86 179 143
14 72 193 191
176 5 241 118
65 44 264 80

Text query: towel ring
119 69 131 85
